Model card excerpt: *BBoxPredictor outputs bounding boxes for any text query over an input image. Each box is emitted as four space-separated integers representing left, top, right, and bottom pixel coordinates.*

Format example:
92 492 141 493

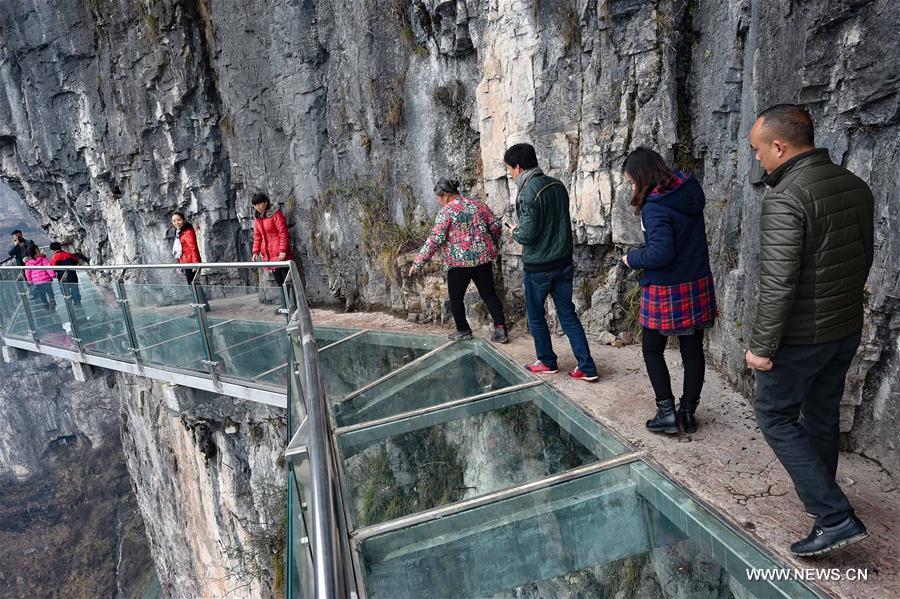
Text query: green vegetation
622 281 642 340
392 0 428 56
384 75 407 129
358 446 415 526
319 179 431 284
356 428 466 527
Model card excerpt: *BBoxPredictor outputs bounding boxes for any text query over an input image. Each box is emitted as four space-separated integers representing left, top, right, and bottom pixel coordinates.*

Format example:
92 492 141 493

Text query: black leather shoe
646 399 679 434
678 400 698 433
790 516 868 557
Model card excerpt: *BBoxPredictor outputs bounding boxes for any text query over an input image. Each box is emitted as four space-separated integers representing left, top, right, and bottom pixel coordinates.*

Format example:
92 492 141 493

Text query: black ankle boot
646 398 679 434
678 400 698 433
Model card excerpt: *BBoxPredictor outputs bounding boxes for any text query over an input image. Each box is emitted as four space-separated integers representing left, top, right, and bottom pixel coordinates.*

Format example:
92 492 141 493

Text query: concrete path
311 308 899 599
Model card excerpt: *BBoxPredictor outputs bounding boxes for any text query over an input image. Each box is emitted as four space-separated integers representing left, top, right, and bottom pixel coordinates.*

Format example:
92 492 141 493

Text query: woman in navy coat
622 148 718 434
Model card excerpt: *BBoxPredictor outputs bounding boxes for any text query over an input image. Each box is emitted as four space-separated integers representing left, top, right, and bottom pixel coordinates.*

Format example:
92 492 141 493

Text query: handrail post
189 267 222 392
114 274 143 371
59 279 86 360
15 277 39 344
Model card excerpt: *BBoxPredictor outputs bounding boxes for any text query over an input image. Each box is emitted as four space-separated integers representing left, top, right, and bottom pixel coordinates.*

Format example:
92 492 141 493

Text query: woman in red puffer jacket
251 193 294 305
171 211 210 311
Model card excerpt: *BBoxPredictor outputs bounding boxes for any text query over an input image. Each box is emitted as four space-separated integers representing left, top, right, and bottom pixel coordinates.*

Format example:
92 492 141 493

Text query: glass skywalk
288 328 823 599
0 264 822 598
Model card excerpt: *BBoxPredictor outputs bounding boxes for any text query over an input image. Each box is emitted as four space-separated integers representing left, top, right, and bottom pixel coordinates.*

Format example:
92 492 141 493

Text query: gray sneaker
492 325 509 344
448 330 473 341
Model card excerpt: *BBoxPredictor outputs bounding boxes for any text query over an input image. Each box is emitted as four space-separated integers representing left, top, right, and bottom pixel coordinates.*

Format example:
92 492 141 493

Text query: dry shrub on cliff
622 282 642 341
319 180 431 285
392 0 428 57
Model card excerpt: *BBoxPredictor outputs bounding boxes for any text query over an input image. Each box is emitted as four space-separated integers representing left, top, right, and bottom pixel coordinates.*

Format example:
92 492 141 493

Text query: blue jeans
523 264 597 376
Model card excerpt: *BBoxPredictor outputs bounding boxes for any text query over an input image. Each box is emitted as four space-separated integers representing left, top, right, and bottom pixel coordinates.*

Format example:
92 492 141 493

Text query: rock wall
0 1 897 584
117 376 286 598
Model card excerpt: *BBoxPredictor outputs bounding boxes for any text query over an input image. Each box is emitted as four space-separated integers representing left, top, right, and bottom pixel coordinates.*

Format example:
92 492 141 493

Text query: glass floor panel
356 462 819 599
331 339 532 428
315 326 362 349
318 331 446 399
337 386 629 528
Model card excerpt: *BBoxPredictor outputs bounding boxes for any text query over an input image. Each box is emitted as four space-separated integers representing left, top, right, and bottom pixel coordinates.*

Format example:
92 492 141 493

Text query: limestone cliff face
117 376 286 598
0 1 898 590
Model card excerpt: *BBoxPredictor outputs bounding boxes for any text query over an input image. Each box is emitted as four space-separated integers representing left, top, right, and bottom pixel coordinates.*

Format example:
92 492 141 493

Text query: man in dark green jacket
504 143 598 381
747 104 874 557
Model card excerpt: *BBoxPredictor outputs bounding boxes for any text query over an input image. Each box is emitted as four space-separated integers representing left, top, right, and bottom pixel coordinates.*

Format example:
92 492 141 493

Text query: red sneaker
525 360 558 375
568 368 598 382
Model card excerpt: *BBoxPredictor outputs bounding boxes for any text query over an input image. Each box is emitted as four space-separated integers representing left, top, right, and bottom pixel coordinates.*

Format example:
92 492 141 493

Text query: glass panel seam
317 328 368 352
332 380 545 436
339 339 460 402
350 451 646 542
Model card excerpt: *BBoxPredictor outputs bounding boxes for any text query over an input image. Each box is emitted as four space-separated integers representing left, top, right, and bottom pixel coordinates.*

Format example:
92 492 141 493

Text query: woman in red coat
171 211 210 311
251 192 294 312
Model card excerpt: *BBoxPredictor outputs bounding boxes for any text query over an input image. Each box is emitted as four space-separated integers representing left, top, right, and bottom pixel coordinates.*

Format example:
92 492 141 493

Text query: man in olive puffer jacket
747 104 874 557
506 143 598 382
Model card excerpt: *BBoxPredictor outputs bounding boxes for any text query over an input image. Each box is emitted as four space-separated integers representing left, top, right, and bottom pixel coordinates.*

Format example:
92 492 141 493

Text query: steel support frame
114 275 143 371
59 280 86 360
189 267 222 392
15 278 38 343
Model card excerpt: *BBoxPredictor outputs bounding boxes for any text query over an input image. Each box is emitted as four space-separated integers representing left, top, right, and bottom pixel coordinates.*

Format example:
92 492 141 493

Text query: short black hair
26 244 39 258
11 229 22 236
251 191 270 206
49 242 62 251
503 143 539 170
433 179 460 195
757 104 815 147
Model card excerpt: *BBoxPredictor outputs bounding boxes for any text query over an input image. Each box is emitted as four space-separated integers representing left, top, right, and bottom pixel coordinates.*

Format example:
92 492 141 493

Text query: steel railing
0 260 349 598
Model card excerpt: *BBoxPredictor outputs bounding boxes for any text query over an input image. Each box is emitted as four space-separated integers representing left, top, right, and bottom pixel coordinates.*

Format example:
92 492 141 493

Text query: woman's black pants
447 262 506 333
183 269 209 308
641 327 705 405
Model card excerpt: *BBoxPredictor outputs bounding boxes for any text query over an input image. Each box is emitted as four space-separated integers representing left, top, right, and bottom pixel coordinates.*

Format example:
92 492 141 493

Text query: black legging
447 262 505 333
272 263 295 310
641 327 705 405
183 268 209 308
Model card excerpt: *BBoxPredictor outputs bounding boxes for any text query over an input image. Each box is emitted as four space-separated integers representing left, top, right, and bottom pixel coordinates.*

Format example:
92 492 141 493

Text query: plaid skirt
640 273 718 335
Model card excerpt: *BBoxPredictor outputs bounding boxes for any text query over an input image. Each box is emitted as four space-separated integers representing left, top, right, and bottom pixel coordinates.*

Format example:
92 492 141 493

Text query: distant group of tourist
7 102 874 558
8 230 87 312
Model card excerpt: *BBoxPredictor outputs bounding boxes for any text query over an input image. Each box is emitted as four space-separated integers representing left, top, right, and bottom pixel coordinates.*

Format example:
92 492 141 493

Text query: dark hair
622 147 678 214
49 242 62 251
757 103 815 147
171 211 192 230
503 143 539 170
251 192 271 208
11 229 22 237
434 179 460 195
26 244 39 259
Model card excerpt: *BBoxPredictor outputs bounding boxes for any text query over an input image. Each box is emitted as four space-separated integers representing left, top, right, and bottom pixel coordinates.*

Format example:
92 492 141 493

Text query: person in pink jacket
24 245 56 311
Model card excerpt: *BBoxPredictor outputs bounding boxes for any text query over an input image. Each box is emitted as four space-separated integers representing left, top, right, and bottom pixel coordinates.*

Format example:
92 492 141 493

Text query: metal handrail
0 260 294 271
285 265 349 598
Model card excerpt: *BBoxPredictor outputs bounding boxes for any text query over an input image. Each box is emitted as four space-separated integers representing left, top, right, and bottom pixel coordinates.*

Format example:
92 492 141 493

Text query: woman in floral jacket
409 179 508 342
